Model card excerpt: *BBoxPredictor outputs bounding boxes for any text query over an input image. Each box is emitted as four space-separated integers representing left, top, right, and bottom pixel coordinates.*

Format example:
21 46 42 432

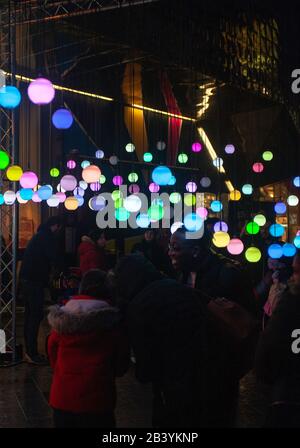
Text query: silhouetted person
78 229 107 275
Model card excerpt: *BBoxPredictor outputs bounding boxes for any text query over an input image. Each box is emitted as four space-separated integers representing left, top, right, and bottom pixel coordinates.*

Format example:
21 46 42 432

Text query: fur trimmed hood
48 296 120 334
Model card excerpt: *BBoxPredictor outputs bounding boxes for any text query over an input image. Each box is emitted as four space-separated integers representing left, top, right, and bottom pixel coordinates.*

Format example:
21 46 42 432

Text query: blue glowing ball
282 243 297 257
210 200 223 212
168 175 176 186
268 244 283 259
75 195 84 207
20 188 33 200
293 176 300 188
269 223 285 237
151 166 172 186
0 86 21 108
294 235 300 248
52 108 73 129
242 184 253 195
214 221 228 233
37 185 53 200
136 213 150 228
184 213 203 232
0 194 4 205
274 202 286 214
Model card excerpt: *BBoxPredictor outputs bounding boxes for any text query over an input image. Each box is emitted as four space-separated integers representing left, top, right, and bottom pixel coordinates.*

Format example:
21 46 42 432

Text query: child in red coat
47 269 130 428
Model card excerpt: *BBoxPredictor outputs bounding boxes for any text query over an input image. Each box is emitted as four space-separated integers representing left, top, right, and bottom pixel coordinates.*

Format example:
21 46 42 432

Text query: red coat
78 236 106 275
47 295 130 413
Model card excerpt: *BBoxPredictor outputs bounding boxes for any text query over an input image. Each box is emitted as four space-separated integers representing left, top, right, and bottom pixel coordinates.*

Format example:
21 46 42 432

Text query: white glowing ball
79 180 88 190
73 187 85 197
47 195 60 207
213 157 223 170
125 143 135 153
186 181 197 193
287 195 299 206
82 165 101 183
171 222 184 234
95 149 104 159
56 183 66 193
4 190 16 204
61 175 77 191
156 141 166 151
124 195 142 212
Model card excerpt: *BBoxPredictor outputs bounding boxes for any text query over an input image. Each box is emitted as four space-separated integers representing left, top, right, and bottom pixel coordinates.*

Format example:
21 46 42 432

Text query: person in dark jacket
78 229 107 275
19 216 62 365
255 251 300 427
47 269 130 428
114 254 207 428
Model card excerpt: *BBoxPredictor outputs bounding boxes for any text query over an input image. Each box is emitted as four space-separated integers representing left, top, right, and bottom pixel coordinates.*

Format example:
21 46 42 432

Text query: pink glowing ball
56 192 66 203
196 207 208 219
297 230 300 236
252 162 264 173
129 184 140 194
186 181 197 193
225 144 235 154
32 191 42 203
20 171 38 189
67 160 76 169
149 182 160 193
113 175 123 186
227 238 244 255
90 182 101 192
192 142 202 153
27 78 55 105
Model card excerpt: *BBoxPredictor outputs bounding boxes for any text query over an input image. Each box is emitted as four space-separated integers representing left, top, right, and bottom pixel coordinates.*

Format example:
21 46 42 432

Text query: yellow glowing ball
229 189 241 201
184 193 196 207
64 196 79 211
245 247 261 263
212 231 230 248
6 165 23 181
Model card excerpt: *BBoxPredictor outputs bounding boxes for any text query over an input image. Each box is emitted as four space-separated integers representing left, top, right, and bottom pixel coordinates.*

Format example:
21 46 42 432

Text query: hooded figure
47 269 130 428
78 230 107 275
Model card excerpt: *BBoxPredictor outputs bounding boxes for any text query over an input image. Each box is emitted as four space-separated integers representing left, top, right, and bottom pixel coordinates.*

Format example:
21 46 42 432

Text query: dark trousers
53 409 116 428
23 280 45 357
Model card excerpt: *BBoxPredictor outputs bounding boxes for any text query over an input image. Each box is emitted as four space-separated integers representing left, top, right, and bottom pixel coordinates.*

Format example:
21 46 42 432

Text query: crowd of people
17 216 300 428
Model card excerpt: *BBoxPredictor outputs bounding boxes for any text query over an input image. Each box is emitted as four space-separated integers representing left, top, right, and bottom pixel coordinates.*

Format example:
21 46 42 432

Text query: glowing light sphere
156 141 166 151
245 247 261 263
149 182 160 193
129 184 140 194
52 108 73 129
0 194 4 205
214 221 229 233
210 200 223 212
61 175 77 191
27 78 55 105
47 195 60 207
4 190 16 205
254 214 266 227
75 195 84 207
293 176 300 187
73 187 85 197
37 185 53 200
152 165 172 186
268 244 283 259
114 198 123 209
262 151 273 161
111 190 122 201
82 165 101 183
171 222 184 234
227 238 244 255
67 160 76 169
90 195 106 211
200 177 211 188
95 149 104 159
274 202 286 214
64 196 78 211
56 184 66 193
109 155 118 165
79 180 88 190
115 207 130 221
212 231 230 248
90 182 101 192
186 182 197 193
297 230 300 236
136 213 150 228
196 207 208 219
16 192 27 204
213 157 223 170
6 165 23 181
20 188 33 200
282 243 296 257
99 175 106 184
55 192 66 203
242 184 253 195
168 175 176 186
50 168 60 178
148 204 164 221
184 194 196 207
178 153 188 164
287 195 299 206
112 175 123 186
81 160 90 169
143 152 153 162
128 172 138 183
192 142 202 153
184 213 203 232
229 189 241 201
125 143 135 153
124 195 142 213
253 162 264 173
269 223 285 237
0 150 10 170
0 85 21 109
225 144 235 154
246 221 260 235
294 235 300 248
169 192 181 204
32 191 42 203
20 171 38 189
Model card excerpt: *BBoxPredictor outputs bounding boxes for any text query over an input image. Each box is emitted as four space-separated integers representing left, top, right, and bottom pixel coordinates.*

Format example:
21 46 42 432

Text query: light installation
245 247 261 263
0 86 21 108
268 244 283 259
52 108 73 129
27 78 55 105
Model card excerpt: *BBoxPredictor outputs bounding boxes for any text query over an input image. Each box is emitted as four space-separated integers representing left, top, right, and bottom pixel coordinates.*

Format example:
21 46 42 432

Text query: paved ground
0 309 269 428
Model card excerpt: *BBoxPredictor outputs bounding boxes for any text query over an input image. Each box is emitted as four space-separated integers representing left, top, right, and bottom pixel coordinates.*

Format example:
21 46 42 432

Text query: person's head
88 229 107 248
168 228 211 272
144 229 155 242
292 252 300 287
79 269 111 299
44 216 61 233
